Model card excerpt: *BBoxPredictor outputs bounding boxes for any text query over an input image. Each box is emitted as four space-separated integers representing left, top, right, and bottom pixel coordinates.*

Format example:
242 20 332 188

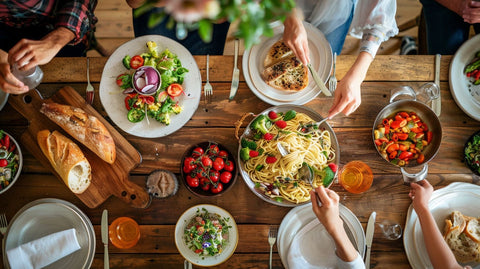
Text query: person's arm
327 51 372 118
311 186 360 264
410 180 463 269
283 8 310 65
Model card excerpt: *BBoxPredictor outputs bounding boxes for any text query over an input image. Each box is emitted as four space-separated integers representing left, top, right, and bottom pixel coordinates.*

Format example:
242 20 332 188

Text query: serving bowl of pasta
236 105 339 207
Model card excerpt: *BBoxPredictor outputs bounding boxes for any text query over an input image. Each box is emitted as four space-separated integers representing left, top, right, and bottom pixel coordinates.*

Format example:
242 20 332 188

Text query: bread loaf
40 102 116 164
37 130 91 194
443 211 480 263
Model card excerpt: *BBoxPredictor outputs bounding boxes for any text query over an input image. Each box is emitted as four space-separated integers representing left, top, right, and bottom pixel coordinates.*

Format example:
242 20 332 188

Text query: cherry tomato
224 160 234 172
194 167 207 178
213 157 224 171
201 156 212 168
211 182 223 194
426 131 433 144
399 151 414 160
209 170 220 182
166 83 183 97
417 153 425 164
183 157 197 173
220 171 232 184
389 151 398 160
386 143 399 153
138 95 155 105
399 144 409 151
200 177 210 191
192 147 204 158
130 55 144 69
0 159 7 167
195 249 203 254
397 133 409 140
207 144 219 156
218 150 228 158
4 135 10 149
186 175 199 188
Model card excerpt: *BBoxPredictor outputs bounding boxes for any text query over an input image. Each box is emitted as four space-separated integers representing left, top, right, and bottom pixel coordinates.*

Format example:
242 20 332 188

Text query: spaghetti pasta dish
240 109 337 204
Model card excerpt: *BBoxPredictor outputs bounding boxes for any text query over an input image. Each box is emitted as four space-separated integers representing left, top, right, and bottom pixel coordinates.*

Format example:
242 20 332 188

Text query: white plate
404 182 480 269
277 203 365 269
174 204 238 267
2 198 95 269
0 91 8 111
99 35 201 138
243 21 332 105
450 34 480 121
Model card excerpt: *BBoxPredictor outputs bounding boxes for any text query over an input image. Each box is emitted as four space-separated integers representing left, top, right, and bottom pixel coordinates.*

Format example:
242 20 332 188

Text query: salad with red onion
0 130 19 190
116 41 189 124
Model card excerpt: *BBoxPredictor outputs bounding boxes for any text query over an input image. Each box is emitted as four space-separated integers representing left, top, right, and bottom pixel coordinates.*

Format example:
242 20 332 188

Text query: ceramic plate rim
99 35 201 138
243 21 332 105
174 204 238 267
449 34 480 121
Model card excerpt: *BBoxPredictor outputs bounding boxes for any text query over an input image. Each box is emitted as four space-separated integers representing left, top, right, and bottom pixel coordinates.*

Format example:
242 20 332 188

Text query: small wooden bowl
180 141 237 197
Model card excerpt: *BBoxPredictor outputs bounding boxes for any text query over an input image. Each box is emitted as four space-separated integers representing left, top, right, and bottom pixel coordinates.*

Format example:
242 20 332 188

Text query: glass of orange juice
339 161 373 194
109 217 140 249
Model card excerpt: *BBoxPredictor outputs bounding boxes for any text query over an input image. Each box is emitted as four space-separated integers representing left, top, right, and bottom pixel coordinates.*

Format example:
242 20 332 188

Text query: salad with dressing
184 208 231 257
0 130 20 190
116 41 189 125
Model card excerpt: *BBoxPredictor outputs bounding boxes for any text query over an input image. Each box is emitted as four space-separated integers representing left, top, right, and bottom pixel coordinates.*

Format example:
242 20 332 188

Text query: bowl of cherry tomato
0 130 22 194
181 141 237 197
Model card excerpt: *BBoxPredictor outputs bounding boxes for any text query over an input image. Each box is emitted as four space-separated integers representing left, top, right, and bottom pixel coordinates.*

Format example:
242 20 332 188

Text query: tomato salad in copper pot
372 86 442 183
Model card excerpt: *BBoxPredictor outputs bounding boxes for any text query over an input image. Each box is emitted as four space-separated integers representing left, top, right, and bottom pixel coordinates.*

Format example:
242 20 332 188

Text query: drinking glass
11 63 43 90
415 82 440 105
377 220 403 240
109 217 141 249
338 161 373 194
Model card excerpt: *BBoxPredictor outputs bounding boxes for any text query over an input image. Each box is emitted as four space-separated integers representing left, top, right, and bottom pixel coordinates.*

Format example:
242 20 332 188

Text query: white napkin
287 218 337 269
7 228 81 269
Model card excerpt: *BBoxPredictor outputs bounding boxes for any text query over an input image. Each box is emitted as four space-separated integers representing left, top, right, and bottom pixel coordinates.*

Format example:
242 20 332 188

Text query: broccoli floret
241 138 257 150
240 147 250 161
250 115 271 135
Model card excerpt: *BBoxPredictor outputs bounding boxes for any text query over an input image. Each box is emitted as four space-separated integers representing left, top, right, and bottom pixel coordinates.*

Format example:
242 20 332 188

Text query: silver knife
229 39 240 100
101 209 109 269
432 54 441 116
365 211 376 268
307 63 332 97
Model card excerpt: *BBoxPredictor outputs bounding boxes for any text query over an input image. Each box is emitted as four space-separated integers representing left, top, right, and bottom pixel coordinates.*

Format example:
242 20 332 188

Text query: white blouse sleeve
336 252 366 269
349 0 399 57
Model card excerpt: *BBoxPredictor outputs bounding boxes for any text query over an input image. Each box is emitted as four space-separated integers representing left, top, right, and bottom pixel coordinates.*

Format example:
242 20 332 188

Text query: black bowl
180 141 237 197
464 130 480 176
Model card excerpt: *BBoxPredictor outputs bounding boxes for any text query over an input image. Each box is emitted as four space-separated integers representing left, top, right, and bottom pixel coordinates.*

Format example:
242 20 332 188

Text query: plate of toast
243 21 332 105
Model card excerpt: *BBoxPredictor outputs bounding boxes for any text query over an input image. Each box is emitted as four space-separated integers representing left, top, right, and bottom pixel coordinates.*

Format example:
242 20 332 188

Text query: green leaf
198 20 213 43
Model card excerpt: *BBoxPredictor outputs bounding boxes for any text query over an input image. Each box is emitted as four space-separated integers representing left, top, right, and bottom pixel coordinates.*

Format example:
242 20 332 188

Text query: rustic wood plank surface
1 55 479 269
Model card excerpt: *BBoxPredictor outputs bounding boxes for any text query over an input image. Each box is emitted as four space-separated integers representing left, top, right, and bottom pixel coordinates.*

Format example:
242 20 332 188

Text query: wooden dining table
1 54 479 269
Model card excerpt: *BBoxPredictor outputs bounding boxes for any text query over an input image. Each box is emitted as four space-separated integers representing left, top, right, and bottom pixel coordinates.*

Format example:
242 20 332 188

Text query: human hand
8 38 61 71
283 12 310 65
462 1 480 24
409 180 433 213
327 73 362 118
310 186 343 235
0 62 29 94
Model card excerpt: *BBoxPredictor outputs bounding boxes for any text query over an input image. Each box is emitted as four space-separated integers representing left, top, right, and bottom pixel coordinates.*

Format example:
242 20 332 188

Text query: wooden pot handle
234 112 256 140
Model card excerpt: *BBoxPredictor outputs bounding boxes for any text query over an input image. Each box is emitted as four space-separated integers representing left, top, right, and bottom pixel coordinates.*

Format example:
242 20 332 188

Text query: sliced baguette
37 130 91 194
443 211 480 263
465 218 480 243
40 102 116 164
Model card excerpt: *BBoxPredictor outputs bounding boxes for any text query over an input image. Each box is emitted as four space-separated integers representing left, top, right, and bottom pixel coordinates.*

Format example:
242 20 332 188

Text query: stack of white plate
404 182 480 268
277 203 365 268
2 198 95 269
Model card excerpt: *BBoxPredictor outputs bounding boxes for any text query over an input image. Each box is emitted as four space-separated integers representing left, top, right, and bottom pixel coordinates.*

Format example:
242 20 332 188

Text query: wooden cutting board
8 86 150 208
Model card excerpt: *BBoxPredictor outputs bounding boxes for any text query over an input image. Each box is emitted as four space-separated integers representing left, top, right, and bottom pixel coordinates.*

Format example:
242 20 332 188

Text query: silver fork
86 58 94 104
328 52 337 93
268 226 278 269
0 213 8 235
204 54 213 104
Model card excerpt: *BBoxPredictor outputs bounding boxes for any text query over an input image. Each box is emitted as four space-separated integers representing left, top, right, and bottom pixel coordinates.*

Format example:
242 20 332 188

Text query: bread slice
40 103 116 164
465 218 480 243
264 39 294 67
443 211 480 263
262 56 308 91
37 130 91 194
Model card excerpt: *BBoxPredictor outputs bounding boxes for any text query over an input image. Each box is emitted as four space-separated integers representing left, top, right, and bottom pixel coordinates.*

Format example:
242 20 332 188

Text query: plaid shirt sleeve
55 0 97 45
